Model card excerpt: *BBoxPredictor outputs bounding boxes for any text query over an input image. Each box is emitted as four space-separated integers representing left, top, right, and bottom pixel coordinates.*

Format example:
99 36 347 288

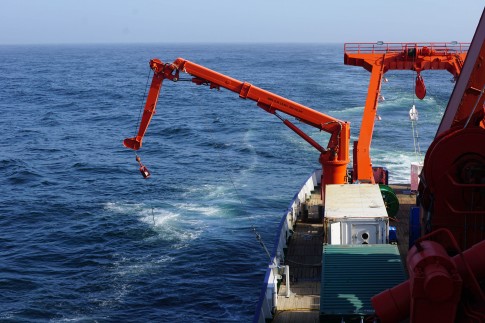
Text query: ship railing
344 42 469 55
253 169 322 323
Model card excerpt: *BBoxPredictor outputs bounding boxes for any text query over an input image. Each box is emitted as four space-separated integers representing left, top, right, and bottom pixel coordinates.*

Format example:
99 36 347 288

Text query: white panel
410 162 423 191
330 222 341 245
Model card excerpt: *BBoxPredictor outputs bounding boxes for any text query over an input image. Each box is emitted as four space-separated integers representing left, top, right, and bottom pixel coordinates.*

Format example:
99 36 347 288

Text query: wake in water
104 202 204 248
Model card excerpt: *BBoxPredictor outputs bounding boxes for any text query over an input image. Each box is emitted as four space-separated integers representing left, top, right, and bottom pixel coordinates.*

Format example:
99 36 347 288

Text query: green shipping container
320 244 406 322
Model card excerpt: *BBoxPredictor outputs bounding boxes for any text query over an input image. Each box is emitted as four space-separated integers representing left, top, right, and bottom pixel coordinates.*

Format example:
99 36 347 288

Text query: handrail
253 169 322 323
344 42 470 55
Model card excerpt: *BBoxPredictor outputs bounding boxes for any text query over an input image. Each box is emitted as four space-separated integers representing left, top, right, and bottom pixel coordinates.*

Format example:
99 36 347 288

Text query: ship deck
272 184 416 323
390 184 417 275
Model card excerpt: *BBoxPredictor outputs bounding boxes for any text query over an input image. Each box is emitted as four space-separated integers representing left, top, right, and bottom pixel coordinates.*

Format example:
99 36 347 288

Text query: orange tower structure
344 42 468 183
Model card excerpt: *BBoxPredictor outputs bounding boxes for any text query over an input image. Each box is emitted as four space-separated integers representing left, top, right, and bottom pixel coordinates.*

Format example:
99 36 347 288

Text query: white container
324 184 389 245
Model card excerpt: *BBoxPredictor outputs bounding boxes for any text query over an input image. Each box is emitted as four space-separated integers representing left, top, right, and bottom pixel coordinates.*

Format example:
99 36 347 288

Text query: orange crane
123 43 469 190
344 42 468 183
124 58 351 194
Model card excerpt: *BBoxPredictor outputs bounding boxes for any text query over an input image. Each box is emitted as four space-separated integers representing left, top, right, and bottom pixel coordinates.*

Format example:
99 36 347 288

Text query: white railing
253 169 322 323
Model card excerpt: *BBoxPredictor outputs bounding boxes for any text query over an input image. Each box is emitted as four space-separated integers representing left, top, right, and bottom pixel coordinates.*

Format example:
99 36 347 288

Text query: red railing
344 42 469 55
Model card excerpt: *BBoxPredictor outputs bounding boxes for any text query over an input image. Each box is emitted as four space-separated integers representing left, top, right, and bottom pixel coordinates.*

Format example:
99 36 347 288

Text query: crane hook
135 155 151 179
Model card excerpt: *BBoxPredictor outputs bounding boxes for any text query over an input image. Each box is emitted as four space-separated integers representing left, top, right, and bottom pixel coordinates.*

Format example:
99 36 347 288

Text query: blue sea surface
0 44 454 322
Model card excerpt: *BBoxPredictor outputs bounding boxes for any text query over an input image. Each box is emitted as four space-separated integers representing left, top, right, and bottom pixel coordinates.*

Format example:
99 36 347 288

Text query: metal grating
320 244 406 321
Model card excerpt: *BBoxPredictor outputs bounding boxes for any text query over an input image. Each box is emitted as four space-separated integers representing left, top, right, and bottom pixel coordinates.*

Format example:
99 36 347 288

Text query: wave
103 202 203 248
372 152 423 183
174 203 221 217
112 254 174 278
0 158 44 186
327 105 365 114
181 183 232 199
92 251 176 315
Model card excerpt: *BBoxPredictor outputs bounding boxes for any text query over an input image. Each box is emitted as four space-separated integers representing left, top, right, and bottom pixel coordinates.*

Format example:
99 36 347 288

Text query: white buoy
409 105 418 121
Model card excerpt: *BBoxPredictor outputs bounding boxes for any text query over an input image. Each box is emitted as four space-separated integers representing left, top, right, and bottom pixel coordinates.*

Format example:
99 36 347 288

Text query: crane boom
124 58 351 188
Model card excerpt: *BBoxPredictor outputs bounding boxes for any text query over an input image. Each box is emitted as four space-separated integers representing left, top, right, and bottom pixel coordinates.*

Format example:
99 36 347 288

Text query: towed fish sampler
123 8 485 322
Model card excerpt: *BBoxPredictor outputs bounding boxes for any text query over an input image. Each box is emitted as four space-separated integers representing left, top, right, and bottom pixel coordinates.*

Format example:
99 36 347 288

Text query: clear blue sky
1 0 483 44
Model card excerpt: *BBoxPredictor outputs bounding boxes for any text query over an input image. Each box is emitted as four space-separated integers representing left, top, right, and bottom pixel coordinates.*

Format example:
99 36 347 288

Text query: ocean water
0 44 454 322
